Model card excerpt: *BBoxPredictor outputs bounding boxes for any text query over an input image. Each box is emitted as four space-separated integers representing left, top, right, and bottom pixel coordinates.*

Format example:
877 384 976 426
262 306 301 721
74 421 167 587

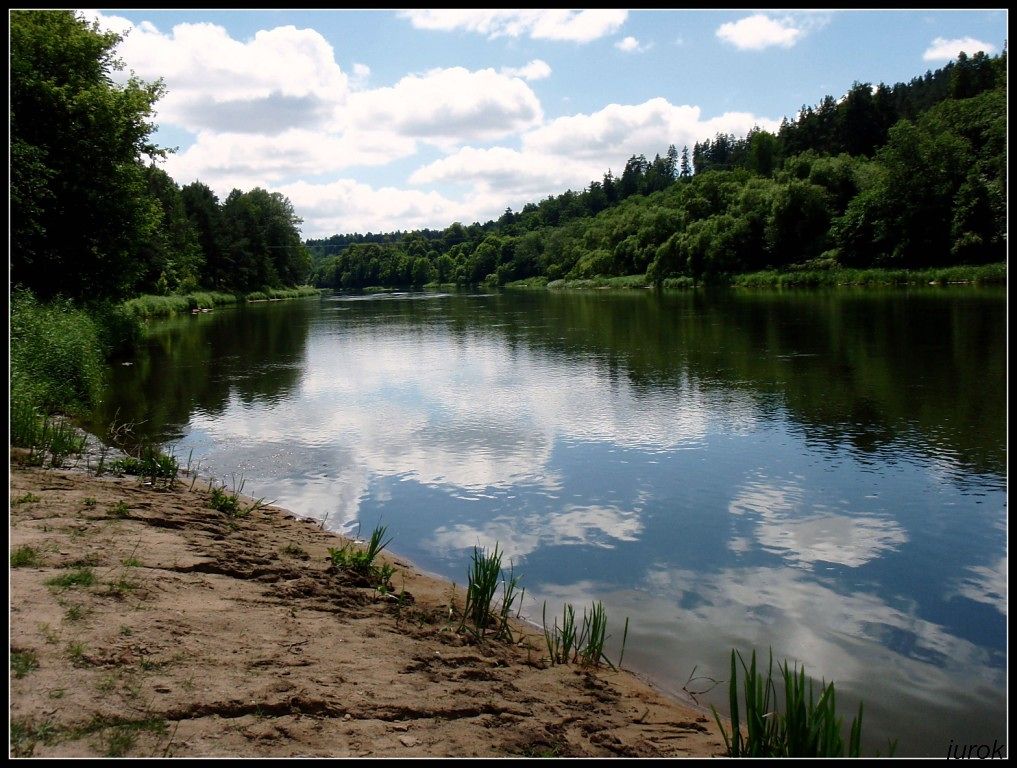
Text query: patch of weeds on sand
10 545 42 567
66 641 90 667
38 623 61 645
458 542 524 643
105 575 140 599
97 674 118 693
327 524 395 589
12 492 41 505
11 648 40 678
109 501 131 519
48 421 88 467
10 718 59 757
49 688 66 699
542 600 627 669
46 567 96 591
207 475 270 520
119 625 133 637
519 740 567 758
102 726 137 757
122 556 142 568
83 497 97 507
111 444 179 487
63 602 90 622
71 715 168 757
281 542 309 559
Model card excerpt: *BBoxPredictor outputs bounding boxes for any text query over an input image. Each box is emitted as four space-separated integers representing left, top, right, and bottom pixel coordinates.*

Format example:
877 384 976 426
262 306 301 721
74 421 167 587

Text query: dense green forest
10 10 311 303
309 49 1006 290
10 10 313 419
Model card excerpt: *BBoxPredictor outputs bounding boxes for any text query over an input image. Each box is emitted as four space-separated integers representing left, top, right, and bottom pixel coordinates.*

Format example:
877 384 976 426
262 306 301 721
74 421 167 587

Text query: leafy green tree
11 10 166 300
411 256 433 286
766 181 832 265
220 187 309 291
869 119 970 266
138 165 203 293
837 82 885 156
747 129 780 177
181 182 228 289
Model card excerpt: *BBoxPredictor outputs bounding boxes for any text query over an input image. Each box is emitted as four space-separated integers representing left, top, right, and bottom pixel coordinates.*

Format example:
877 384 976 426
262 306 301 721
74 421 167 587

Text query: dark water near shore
89 288 1007 755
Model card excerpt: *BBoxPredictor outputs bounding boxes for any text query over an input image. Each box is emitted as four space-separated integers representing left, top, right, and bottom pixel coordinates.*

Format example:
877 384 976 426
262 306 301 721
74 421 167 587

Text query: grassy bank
545 275 649 290
10 285 322 425
10 292 108 416
730 263 1006 289
121 285 320 320
509 263 1005 292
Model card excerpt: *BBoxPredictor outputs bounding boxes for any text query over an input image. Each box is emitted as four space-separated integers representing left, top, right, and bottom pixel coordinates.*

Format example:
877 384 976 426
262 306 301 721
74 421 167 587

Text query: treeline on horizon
309 48 1006 290
10 10 311 305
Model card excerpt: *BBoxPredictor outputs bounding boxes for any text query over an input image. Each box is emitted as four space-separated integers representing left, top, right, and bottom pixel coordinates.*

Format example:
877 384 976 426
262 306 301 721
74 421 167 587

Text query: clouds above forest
923 36 998 61
81 9 787 236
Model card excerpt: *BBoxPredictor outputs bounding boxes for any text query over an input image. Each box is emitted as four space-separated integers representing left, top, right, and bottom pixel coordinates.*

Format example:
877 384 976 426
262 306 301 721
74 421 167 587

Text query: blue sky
86 9 1006 238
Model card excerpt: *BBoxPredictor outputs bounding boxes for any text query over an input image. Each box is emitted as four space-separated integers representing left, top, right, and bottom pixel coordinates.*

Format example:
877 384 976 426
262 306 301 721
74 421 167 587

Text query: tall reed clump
10 290 106 414
459 543 524 642
10 401 87 467
543 600 628 669
713 648 896 757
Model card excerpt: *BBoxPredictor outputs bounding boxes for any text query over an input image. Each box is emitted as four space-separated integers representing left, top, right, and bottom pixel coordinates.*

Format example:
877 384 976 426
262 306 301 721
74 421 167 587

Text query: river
88 287 1007 756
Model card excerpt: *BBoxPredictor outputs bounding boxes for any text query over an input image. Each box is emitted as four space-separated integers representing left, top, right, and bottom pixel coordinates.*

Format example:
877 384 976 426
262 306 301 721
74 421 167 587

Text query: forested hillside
309 49 1006 289
11 10 311 302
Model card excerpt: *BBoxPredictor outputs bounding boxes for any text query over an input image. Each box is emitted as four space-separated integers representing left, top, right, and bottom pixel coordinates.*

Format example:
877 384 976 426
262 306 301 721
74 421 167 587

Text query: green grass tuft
542 600 626 668
459 542 524 642
328 524 395 589
11 649 40 678
46 567 96 590
10 545 42 568
712 648 897 757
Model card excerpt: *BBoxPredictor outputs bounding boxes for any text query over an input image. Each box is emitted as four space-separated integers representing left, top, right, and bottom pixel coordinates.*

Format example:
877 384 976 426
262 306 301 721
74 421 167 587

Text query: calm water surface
90 289 1007 755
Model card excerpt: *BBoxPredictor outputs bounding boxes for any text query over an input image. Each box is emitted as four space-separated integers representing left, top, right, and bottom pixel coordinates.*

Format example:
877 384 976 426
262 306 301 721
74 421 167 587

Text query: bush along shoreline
9 286 322 428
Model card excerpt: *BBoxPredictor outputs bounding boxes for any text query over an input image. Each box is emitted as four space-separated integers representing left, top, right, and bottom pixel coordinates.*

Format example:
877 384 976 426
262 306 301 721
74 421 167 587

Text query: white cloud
401 9 627 43
523 98 779 163
431 503 644 562
350 62 371 88
275 179 481 237
615 35 651 53
409 146 604 200
84 12 349 134
951 556 1007 614
716 14 803 51
348 66 543 145
923 36 998 61
728 478 907 569
500 59 552 81
163 128 416 192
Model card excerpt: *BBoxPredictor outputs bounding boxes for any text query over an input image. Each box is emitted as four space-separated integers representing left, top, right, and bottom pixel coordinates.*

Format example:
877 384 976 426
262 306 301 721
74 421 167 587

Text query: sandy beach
9 458 724 757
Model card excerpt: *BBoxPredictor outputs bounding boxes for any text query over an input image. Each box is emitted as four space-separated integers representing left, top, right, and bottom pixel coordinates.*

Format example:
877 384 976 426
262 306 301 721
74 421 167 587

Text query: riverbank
498 263 1006 291
9 457 724 758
